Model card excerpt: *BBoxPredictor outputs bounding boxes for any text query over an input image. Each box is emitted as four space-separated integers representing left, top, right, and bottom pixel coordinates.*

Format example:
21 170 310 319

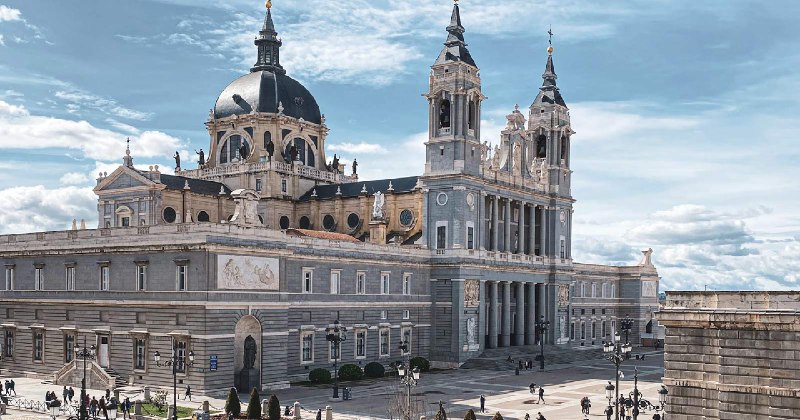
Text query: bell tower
424 0 485 176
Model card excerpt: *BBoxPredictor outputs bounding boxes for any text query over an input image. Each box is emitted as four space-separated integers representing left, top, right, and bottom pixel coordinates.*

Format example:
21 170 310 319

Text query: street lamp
630 366 640 419
74 338 97 420
48 398 61 420
325 320 347 399
658 385 668 419
397 340 420 420
603 333 632 420
153 348 195 420
605 381 615 407
535 315 550 370
620 315 634 350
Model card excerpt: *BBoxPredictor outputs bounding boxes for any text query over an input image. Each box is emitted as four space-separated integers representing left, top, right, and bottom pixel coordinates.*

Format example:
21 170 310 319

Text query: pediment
93 166 157 193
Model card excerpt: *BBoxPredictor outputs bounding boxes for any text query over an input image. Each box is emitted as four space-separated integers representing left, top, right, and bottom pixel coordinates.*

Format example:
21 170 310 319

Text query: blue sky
1 0 799 291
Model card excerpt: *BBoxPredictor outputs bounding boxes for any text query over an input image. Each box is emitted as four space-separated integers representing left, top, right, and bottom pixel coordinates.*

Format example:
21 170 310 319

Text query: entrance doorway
98 336 110 368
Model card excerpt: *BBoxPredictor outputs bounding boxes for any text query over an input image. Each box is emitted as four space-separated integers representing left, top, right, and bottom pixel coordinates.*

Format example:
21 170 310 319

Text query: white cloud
105 118 141 135
327 142 388 155
354 131 426 181
54 90 153 121
0 185 97 234
0 5 21 22
59 172 90 186
0 34 5 46
0 100 184 161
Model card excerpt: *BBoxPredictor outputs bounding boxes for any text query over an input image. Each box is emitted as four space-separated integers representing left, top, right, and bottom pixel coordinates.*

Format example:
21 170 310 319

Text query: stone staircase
102 367 128 389
460 344 605 370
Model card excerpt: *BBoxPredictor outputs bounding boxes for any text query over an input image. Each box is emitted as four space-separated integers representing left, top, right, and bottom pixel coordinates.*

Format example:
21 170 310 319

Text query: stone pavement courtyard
1 350 665 420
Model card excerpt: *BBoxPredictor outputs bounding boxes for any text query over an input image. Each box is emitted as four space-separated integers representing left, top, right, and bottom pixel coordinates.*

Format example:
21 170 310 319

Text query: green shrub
464 409 477 420
224 387 241 417
363 362 385 378
267 394 281 420
338 363 363 381
309 368 332 384
245 388 261 419
491 412 504 420
409 356 431 372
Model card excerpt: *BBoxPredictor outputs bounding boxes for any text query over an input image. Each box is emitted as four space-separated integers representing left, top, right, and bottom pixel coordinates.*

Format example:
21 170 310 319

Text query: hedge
338 364 364 381
363 362 385 378
309 368 332 384
409 356 431 372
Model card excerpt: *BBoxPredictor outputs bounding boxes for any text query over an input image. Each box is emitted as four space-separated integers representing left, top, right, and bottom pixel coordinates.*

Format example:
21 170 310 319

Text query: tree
464 409 477 420
267 394 281 420
225 387 241 417
491 412 504 420
246 388 261 419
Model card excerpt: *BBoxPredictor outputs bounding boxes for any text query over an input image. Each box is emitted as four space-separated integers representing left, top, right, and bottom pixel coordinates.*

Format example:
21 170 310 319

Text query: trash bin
342 387 351 401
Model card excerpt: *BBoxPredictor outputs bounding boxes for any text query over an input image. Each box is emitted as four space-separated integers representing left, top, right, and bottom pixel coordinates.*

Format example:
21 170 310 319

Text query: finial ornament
547 26 554 54
265 0 272 9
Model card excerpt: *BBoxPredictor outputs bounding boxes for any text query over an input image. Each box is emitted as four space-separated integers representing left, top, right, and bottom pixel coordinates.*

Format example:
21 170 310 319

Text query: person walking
524 413 530 420
8 379 15 396
315 409 322 420
99 396 108 420
90 396 98 419
479 394 486 413
68 387 75 404
536 412 546 420
184 385 192 401
63 387 69 403
605 405 614 420
537 387 545 404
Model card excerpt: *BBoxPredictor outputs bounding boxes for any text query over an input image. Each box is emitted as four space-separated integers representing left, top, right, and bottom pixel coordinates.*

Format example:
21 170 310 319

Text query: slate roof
297 176 419 201
159 174 231 196
433 2 477 67
214 71 322 124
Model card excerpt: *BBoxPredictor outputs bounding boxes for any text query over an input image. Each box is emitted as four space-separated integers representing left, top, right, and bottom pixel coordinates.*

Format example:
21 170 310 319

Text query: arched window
536 134 547 158
263 131 272 149
347 213 360 230
468 100 475 130
439 99 451 128
219 135 251 164
284 137 315 167
299 216 310 229
279 216 290 230
560 136 567 161
163 207 177 223
322 215 335 231
197 211 210 222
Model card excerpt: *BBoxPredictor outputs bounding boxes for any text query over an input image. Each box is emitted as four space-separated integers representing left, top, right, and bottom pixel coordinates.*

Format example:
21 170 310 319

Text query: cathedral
0 2 660 393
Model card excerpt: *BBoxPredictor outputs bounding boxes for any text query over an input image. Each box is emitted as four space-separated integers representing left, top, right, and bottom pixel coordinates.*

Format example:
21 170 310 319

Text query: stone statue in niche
491 144 501 169
512 143 521 173
266 140 275 160
372 191 385 220
560 315 567 339
467 317 477 344
464 279 479 308
558 284 570 307
243 335 257 369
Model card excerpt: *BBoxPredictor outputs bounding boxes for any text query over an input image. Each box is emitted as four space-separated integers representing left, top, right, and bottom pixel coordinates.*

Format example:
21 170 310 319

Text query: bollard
0 403 6 415
203 401 209 414
143 387 150 401
293 402 301 419
114 390 120 402
134 400 142 416
325 405 332 420
262 399 269 415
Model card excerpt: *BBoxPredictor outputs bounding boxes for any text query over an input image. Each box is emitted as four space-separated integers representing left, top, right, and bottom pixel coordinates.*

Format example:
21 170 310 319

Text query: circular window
322 215 335 231
279 216 290 230
399 209 413 226
197 211 210 222
163 207 176 223
347 213 360 229
436 192 448 206
299 216 311 229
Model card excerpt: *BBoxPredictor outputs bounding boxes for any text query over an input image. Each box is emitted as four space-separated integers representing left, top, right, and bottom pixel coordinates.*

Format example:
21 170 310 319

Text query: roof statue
372 191 385 220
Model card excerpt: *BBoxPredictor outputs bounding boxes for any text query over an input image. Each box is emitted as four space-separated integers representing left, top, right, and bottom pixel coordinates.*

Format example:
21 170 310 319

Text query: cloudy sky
1 0 799 292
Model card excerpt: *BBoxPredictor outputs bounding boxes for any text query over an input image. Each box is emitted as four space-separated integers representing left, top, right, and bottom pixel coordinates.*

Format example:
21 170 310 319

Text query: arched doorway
234 315 262 392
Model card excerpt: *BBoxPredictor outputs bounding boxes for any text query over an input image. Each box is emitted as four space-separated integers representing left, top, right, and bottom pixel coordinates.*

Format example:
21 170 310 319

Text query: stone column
501 281 511 347
539 206 547 257
514 282 525 345
528 204 536 255
491 195 499 251
517 202 526 254
504 199 512 252
526 283 537 345
478 192 486 250
488 281 498 348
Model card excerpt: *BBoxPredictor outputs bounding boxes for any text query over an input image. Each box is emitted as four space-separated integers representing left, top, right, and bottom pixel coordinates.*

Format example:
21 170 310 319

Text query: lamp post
631 366 640 420
153 348 195 420
605 381 615 409
620 315 634 350
325 320 347 399
658 385 668 420
603 333 632 420
397 340 420 420
74 338 96 420
535 315 550 370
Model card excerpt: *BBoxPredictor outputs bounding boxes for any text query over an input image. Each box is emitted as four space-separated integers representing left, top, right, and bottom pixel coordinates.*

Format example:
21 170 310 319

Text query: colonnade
484 281 548 348
480 194 547 256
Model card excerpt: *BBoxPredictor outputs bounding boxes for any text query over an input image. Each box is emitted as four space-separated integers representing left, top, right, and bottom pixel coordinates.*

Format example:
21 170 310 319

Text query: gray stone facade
0 2 660 393
658 292 800 419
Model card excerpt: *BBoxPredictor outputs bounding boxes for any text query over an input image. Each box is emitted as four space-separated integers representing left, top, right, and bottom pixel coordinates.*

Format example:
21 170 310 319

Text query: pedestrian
529 383 536 394
605 405 613 420
524 413 530 420
0 380 4 395
479 394 486 413
518 360 523 371
586 397 591 415
63 386 69 403
285 406 291 416
8 379 15 396
99 396 108 420
536 412 546 420
90 396 98 419
537 387 545 404
652 413 661 420
184 385 192 401
315 409 322 420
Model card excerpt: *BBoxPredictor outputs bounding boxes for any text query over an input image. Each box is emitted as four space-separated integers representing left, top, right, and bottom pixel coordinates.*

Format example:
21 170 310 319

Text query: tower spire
434 0 476 67
251 0 285 74
542 27 557 88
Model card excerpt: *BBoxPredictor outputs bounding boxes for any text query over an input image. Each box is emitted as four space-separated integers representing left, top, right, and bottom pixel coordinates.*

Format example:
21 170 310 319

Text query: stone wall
658 291 800 420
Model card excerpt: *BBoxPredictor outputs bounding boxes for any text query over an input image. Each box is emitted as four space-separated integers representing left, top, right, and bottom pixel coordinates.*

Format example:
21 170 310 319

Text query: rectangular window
330 270 341 294
580 282 585 298
34 268 43 291
467 226 474 250
99 266 110 291
65 266 75 291
611 321 617 341
4 266 14 290
174 339 187 373
135 338 146 370
4 330 14 357
302 268 313 293
137 265 147 291
355 331 366 358
402 273 411 295
401 328 412 354
560 238 566 258
64 334 75 363
380 310 387 320
592 322 597 339
121 217 130 227
591 283 597 298
570 323 575 340
379 329 390 356
356 271 366 295
580 322 586 340
33 330 44 361
403 310 410 320
436 225 447 249
329 340 339 361
176 265 187 291
602 283 608 298
610 284 616 299
255 178 262 192
601 321 607 338
281 179 288 194
301 332 313 362
380 272 390 295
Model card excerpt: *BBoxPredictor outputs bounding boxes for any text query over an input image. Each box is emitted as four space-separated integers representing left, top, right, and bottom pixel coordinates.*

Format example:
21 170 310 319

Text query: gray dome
213 70 322 124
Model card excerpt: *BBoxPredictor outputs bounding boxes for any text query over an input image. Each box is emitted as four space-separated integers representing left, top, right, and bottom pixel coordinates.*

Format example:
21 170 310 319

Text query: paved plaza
1 350 665 420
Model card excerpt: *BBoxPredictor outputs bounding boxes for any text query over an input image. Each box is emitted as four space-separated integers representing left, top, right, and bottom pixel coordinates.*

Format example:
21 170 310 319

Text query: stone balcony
176 160 357 184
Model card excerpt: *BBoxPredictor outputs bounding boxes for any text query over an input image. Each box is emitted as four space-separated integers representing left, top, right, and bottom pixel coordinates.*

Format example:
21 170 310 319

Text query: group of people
522 413 547 420
528 384 545 404
506 355 536 371
0 379 16 396
61 386 76 403
581 396 592 415
480 393 547 420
